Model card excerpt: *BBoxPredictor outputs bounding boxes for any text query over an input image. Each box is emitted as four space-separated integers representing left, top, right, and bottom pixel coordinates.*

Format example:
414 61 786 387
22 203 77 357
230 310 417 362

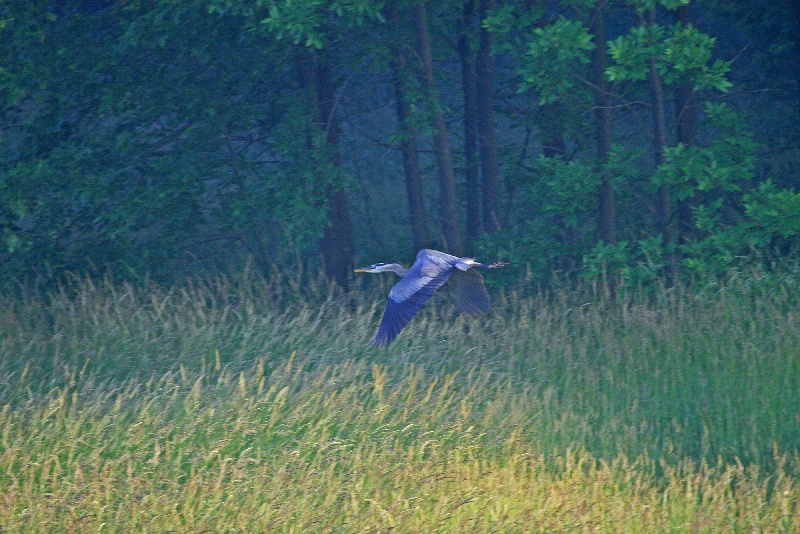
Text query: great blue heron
354 249 507 346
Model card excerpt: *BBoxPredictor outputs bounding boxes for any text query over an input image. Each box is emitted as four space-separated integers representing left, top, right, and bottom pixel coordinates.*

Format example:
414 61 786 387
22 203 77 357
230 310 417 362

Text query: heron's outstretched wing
448 269 491 316
373 251 455 346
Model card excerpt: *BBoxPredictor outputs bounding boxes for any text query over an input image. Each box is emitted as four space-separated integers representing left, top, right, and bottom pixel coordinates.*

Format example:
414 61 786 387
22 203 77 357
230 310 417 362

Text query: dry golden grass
0 271 798 531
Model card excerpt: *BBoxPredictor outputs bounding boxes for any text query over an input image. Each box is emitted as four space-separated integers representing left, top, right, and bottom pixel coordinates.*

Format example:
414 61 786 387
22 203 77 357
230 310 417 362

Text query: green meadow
0 271 798 532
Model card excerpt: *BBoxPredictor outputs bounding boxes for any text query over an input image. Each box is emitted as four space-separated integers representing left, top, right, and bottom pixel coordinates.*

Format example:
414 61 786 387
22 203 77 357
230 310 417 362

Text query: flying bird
354 249 507 346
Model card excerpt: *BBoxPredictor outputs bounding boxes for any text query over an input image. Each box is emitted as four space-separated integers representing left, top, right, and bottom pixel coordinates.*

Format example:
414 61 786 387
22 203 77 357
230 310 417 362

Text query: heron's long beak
354 267 369 272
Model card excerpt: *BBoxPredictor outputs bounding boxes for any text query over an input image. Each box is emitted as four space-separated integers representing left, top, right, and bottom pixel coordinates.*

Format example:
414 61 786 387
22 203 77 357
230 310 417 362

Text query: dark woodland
1 0 799 288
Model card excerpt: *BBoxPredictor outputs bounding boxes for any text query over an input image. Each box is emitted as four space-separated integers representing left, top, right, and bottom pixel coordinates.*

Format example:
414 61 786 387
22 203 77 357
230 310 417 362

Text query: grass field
0 269 798 532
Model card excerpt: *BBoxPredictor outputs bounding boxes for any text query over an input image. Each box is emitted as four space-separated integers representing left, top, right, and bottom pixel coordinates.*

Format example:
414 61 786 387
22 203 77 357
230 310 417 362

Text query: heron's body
354 249 506 346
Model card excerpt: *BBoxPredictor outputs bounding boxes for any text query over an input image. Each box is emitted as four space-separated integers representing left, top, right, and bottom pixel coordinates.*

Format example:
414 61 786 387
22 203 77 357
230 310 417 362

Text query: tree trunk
646 9 675 282
791 0 800 114
412 2 463 256
675 4 698 246
540 104 567 159
458 0 482 247
389 5 431 251
477 0 501 233
297 48 354 291
590 4 617 246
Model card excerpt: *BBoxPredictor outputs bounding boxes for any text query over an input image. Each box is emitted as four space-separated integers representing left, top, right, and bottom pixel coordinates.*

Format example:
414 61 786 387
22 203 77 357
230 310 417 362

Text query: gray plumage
354 249 507 346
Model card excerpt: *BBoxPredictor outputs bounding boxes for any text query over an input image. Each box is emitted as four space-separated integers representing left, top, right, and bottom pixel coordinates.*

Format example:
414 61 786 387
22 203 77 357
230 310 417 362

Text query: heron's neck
386 264 409 276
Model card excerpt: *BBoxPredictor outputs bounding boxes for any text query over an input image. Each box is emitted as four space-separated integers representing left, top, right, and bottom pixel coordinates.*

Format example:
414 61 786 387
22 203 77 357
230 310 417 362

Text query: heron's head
354 262 396 274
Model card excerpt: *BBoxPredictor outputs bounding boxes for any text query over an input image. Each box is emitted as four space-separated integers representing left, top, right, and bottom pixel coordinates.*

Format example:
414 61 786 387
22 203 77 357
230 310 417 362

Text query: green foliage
663 24 731 91
485 5 596 105
518 17 595 104
491 1 746 285
485 3 595 156
654 103 755 198
534 156 600 228
622 0 690 13
209 0 384 48
655 103 798 276
477 155 601 280
607 23 664 82
744 181 800 243
583 240 629 280
607 22 731 92
588 95 794 280
583 235 672 285
0 0 797 290
475 222 558 282
0 0 356 282
481 1 546 48
684 181 800 274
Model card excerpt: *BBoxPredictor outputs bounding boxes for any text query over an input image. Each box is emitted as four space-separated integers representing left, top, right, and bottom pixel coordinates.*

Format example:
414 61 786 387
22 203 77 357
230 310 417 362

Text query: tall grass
0 270 798 531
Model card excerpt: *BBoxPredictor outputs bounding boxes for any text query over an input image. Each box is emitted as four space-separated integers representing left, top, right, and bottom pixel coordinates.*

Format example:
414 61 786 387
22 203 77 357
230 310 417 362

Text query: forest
1 0 798 288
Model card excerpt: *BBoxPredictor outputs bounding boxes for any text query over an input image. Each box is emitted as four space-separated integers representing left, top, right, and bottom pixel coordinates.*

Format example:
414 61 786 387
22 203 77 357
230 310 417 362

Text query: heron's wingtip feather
449 269 491 316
